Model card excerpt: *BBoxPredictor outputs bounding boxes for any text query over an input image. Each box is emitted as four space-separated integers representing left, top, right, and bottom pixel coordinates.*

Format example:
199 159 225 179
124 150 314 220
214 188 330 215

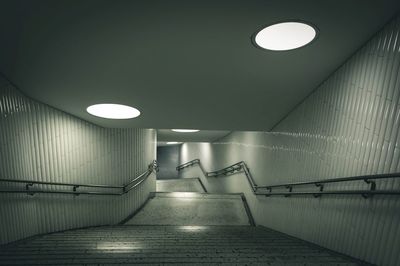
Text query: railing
177 159 258 192
0 160 158 196
176 159 400 198
177 159 208 177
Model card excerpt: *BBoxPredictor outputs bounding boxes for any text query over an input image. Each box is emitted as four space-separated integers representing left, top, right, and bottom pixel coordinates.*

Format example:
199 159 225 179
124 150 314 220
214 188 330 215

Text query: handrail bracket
26 183 34 196
315 183 324 192
364 179 376 191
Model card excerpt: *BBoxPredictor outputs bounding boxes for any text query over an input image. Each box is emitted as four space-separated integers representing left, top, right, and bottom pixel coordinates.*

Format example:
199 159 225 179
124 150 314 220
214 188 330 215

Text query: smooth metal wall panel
179 15 400 266
157 145 181 179
0 78 156 244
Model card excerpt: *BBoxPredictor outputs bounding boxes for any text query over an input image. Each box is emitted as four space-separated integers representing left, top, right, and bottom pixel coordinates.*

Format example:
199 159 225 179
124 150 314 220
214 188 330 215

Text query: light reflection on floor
178 225 208 232
96 241 142 252
166 192 200 198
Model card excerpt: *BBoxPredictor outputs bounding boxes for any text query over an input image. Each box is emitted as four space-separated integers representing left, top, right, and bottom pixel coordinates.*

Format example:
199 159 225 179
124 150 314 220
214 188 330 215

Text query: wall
157 145 180 179
179 15 400 266
0 77 157 244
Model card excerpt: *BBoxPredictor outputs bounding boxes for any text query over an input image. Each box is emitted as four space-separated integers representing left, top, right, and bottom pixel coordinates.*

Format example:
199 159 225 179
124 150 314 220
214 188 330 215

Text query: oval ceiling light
167 141 180 145
253 21 317 51
171 129 200 133
86 103 140 119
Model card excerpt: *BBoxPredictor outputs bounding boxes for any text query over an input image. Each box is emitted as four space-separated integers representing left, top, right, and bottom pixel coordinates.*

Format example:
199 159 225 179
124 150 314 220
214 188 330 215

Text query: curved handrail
0 160 158 196
177 159 258 192
176 159 207 177
176 159 400 198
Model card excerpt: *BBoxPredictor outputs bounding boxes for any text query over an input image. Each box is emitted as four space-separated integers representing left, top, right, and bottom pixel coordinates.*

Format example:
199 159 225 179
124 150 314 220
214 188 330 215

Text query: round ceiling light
86 103 140 119
171 129 200 133
167 142 180 145
253 21 317 51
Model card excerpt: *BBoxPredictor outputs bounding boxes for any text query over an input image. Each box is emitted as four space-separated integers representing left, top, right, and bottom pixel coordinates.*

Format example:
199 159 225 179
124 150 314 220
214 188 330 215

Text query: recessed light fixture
171 129 200 133
167 142 180 145
86 103 140 119
253 21 317 51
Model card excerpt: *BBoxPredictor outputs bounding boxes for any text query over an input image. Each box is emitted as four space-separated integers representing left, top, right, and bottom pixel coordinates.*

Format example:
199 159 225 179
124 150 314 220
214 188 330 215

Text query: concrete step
0 225 361 265
156 178 206 192
124 192 251 226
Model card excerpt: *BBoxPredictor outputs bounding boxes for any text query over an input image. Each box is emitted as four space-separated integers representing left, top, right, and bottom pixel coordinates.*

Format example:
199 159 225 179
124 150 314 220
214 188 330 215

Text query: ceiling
1 0 400 131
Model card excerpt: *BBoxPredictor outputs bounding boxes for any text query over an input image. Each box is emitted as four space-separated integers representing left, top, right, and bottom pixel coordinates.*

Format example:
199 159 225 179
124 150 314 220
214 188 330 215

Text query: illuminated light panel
254 21 317 51
171 129 200 133
87 104 140 119
167 142 180 145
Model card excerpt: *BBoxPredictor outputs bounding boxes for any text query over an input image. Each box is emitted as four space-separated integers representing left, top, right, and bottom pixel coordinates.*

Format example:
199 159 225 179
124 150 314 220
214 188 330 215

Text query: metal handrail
176 159 400 198
0 178 124 189
256 172 400 191
177 159 258 192
255 190 400 197
176 159 208 177
0 160 158 196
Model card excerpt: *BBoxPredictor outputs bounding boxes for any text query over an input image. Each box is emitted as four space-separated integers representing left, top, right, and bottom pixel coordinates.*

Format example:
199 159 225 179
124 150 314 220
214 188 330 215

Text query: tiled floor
0 225 362 265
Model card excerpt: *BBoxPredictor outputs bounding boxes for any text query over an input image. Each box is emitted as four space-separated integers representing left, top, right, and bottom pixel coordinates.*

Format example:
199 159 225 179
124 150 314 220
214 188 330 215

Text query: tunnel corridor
1 1 400 265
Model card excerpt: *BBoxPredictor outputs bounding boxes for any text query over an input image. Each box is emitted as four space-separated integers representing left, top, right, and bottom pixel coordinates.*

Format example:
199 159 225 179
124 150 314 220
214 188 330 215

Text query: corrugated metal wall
179 15 400 266
0 77 157 245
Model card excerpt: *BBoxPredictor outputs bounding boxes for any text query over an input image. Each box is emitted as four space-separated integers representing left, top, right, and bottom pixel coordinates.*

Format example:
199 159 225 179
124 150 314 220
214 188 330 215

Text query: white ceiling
1 0 399 131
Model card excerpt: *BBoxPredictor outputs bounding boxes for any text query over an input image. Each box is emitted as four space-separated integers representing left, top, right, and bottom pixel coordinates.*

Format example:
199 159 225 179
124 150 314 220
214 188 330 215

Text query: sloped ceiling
0 0 399 131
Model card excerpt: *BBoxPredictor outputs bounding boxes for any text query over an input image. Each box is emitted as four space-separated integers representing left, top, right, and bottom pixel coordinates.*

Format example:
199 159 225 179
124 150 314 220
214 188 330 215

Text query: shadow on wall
157 145 180 179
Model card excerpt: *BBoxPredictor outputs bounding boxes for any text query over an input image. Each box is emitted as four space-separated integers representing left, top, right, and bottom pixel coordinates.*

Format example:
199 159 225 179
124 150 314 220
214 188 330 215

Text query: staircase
125 192 252 226
0 178 366 265
156 177 206 193
0 225 360 265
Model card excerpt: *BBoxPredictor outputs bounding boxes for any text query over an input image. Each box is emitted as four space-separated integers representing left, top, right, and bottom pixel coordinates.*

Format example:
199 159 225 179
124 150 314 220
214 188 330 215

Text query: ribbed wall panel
180 15 400 266
0 78 156 245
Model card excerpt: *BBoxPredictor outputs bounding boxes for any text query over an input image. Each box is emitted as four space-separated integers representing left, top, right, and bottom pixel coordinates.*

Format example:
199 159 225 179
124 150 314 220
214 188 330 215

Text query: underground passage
1 1 400 265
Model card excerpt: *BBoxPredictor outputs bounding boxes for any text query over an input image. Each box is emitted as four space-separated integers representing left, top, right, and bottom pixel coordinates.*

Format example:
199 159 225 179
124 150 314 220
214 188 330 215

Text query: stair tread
0 225 359 265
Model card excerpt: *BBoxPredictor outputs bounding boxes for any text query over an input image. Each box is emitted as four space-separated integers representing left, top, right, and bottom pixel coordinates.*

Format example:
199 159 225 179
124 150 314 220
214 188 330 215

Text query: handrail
176 159 400 198
177 159 258 192
0 160 158 196
0 178 124 189
176 159 208 177
256 172 400 190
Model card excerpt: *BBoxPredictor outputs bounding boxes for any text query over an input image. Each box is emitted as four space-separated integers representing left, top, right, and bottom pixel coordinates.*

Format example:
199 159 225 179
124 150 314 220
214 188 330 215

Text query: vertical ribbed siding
180 15 400 266
0 78 156 245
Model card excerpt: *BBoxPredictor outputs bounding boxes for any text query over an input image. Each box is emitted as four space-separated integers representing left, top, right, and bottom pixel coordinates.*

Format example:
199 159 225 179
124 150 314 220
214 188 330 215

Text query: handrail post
26 183 34 196
73 185 80 196
285 186 292 197
315 183 324 192
364 179 376 191
362 179 376 199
